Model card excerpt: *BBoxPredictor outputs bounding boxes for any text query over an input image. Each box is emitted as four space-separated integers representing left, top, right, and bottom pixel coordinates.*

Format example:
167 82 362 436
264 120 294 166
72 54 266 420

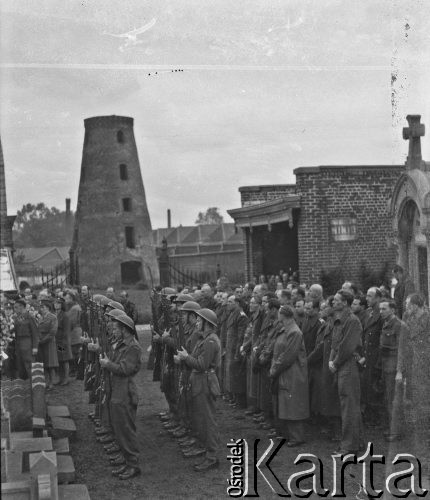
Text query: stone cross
403 114 425 170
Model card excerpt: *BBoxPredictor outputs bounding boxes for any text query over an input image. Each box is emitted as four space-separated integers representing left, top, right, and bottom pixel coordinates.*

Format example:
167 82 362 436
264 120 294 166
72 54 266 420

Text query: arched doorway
398 200 427 298
390 169 430 304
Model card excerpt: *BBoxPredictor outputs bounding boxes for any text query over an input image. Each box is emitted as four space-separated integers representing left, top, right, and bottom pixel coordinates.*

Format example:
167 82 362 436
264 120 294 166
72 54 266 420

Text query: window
122 198 132 212
119 164 128 180
125 226 135 248
117 130 124 143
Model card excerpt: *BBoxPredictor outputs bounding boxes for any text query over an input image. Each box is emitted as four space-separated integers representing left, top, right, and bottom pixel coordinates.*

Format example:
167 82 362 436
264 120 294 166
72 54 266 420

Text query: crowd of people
149 265 430 472
1 264 429 480
0 285 137 388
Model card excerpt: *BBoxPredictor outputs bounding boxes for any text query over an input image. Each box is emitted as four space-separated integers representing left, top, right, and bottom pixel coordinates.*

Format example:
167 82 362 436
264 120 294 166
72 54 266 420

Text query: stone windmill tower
0 137 15 251
70 115 159 288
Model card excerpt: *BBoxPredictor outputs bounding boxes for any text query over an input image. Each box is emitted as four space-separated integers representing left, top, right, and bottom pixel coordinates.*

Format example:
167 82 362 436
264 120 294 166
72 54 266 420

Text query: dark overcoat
270 322 309 421
37 312 59 368
55 310 72 362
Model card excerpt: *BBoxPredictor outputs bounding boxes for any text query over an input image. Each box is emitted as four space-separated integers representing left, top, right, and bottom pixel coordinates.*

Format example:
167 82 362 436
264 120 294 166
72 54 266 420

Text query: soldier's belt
191 369 216 374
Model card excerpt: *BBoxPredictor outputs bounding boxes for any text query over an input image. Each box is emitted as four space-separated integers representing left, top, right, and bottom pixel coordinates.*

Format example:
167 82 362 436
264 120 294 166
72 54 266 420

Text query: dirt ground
46 328 430 500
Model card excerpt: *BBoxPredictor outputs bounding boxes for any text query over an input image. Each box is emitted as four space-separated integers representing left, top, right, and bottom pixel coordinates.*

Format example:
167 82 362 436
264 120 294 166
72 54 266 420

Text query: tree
12 202 73 248
195 207 224 225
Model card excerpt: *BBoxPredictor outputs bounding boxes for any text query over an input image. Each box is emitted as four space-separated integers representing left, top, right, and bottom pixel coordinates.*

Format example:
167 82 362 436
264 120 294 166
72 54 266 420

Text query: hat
40 298 54 308
173 294 194 304
105 309 127 319
196 308 217 327
111 314 135 332
106 300 125 312
54 297 65 303
180 301 201 312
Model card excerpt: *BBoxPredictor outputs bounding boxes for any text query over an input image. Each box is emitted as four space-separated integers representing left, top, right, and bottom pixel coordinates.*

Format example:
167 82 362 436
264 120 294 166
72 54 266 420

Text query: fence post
158 238 170 287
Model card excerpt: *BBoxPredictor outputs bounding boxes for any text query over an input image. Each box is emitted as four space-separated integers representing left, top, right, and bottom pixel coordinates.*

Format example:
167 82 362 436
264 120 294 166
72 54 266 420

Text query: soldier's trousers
110 401 139 467
337 358 363 451
382 370 404 436
192 392 219 460
15 338 32 380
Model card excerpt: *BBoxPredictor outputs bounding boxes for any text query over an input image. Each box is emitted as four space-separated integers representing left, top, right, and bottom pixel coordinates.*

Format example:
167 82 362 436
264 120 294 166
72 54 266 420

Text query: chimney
65 198 72 238
167 209 171 229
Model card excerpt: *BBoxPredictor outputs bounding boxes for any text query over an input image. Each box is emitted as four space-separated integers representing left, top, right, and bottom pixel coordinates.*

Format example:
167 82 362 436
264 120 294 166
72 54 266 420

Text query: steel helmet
107 300 125 312
174 294 194 304
180 301 201 312
92 294 105 304
105 309 127 319
112 314 135 332
196 308 218 327
161 287 176 296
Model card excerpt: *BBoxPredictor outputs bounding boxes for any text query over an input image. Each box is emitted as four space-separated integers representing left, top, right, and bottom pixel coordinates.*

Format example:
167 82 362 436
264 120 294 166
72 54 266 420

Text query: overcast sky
1 0 429 228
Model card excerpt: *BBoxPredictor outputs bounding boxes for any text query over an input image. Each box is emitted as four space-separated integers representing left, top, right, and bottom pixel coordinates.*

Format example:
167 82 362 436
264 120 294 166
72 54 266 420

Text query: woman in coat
37 298 59 389
53 297 72 385
269 304 309 446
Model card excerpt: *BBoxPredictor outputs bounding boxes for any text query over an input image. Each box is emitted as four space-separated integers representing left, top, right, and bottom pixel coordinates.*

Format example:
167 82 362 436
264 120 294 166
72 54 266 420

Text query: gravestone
47 405 71 418
50 417 77 441
1 379 32 431
29 451 58 500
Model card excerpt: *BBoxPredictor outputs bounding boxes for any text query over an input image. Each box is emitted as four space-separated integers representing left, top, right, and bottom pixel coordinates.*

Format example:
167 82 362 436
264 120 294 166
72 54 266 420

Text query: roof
15 246 69 264
152 223 239 246
227 196 300 228
293 164 404 175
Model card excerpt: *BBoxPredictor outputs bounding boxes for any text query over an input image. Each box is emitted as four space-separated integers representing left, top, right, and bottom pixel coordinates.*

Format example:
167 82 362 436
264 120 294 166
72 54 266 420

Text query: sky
1 0 429 229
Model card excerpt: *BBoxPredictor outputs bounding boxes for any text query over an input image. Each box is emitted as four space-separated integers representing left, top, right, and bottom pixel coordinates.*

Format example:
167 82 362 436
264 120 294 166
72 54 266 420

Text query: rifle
150 291 163 381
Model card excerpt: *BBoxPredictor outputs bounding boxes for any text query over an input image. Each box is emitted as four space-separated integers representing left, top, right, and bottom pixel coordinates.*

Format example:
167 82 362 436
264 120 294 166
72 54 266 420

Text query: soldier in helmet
177 308 221 472
99 314 142 480
173 301 201 451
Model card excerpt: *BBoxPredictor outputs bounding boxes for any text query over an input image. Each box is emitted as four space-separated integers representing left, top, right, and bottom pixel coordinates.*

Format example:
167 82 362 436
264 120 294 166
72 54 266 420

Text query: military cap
15 299 27 307
106 300 125 312
196 308 218 327
40 298 54 309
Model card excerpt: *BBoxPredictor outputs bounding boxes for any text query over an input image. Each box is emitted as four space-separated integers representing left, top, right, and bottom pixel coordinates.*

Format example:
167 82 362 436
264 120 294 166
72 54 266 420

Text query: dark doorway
121 261 142 285
418 246 428 301
252 220 298 276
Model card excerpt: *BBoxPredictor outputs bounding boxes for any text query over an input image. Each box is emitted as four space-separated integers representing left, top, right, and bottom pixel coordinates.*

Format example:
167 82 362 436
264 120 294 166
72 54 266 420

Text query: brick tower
0 137 16 251
70 115 159 288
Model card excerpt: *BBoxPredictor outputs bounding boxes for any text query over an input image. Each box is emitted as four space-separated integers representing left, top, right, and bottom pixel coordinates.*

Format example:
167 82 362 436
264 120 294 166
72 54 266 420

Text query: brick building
70 115 159 288
228 116 428 299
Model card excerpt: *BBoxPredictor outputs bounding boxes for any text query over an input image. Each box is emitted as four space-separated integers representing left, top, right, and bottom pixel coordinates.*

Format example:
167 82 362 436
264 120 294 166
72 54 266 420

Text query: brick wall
239 184 296 206
294 165 404 287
